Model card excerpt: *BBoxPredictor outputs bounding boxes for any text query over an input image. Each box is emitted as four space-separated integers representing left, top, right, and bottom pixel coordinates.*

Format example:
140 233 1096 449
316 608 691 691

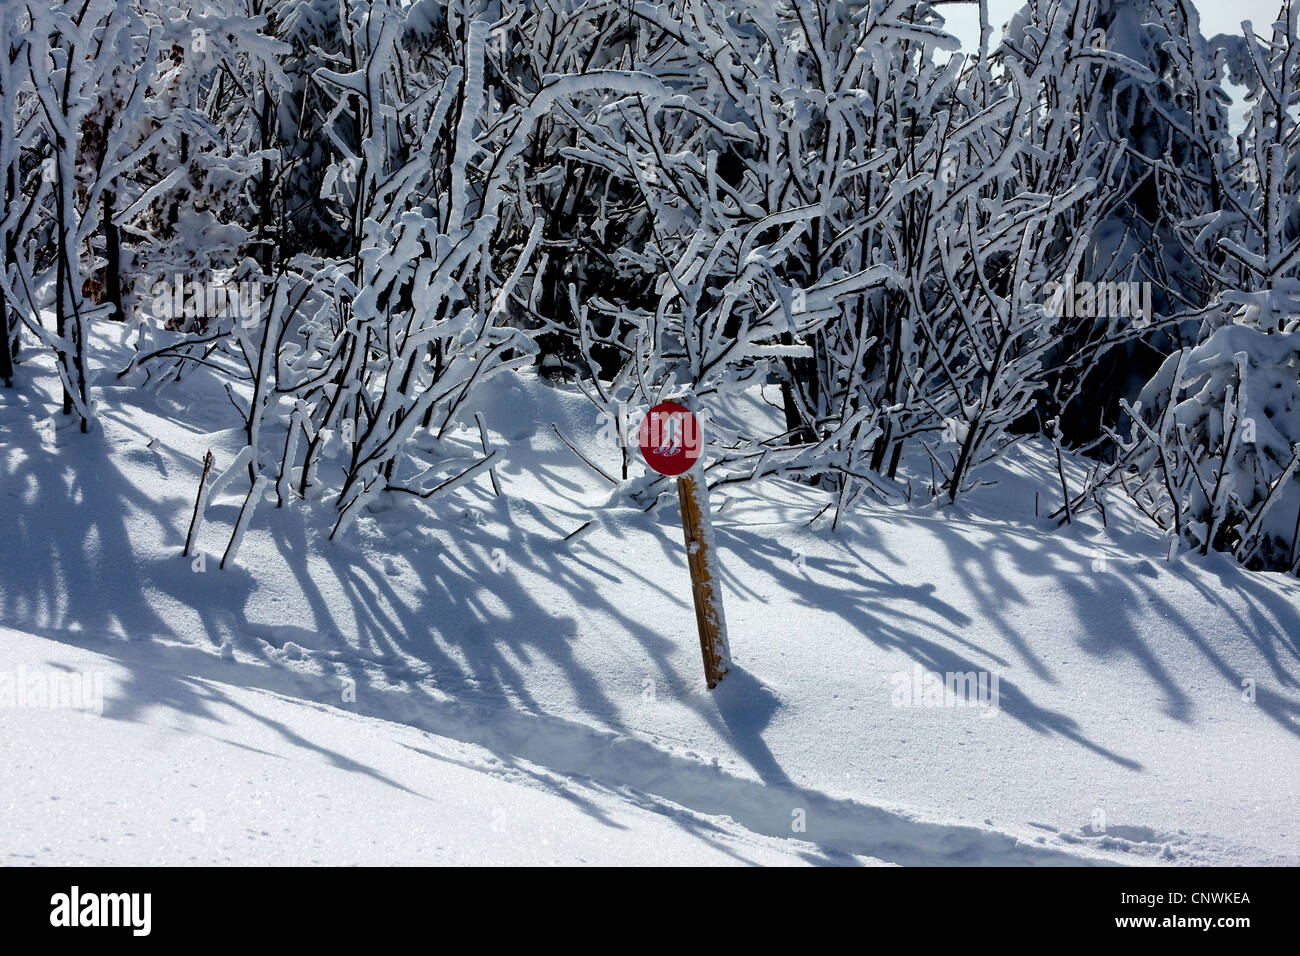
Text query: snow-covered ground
2 325 1299 865
0 624 845 865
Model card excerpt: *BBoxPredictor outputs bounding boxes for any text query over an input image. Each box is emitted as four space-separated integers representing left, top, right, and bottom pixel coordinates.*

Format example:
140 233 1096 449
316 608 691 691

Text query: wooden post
676 468 730 688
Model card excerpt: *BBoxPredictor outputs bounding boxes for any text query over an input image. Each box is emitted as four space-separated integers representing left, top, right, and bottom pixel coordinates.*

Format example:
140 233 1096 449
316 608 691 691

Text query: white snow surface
2 324 1299 866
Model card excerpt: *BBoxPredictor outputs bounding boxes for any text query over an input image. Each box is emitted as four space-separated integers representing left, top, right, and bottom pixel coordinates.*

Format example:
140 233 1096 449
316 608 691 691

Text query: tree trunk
103 186 123 322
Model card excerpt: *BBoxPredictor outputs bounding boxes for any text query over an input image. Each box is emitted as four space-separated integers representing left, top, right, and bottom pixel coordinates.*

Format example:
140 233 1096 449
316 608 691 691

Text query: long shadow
14 622 424 798
18 623 1114 866
3 356 1192 861
707 520 1143 769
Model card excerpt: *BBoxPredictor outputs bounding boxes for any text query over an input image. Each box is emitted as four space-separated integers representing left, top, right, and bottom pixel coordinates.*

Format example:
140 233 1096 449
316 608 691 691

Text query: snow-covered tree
1111 1 1300 570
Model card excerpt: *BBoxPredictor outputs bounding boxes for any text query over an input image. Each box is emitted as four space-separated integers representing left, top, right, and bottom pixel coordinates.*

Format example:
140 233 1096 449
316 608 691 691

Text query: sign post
638 401 731 688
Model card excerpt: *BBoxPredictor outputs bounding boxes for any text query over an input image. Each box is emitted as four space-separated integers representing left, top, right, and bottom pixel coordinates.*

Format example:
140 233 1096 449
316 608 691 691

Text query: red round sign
638 401 702 476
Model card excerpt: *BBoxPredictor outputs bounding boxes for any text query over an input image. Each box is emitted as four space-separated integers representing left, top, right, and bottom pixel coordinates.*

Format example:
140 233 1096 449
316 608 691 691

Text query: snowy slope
2 324 1299 865
0 625 854 866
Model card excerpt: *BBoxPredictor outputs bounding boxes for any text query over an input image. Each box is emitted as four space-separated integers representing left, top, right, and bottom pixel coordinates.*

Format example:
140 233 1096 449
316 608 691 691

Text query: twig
385 452 499 500
475 412 501 497
184 450 215 558
1054 440 1072 525
563 520 593 542
551 424 617 485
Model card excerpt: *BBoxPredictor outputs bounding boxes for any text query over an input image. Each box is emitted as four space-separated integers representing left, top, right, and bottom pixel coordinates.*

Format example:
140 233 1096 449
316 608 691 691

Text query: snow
0 625 827 866
3 323 1300 865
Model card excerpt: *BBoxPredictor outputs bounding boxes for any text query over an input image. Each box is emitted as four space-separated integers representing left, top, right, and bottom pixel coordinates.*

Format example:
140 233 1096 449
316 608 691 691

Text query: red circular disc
638 401 702 476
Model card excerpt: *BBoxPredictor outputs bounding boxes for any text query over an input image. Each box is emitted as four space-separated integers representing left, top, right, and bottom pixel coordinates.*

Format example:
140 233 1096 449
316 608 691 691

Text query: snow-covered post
675 460 730 688
640 396 730 688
